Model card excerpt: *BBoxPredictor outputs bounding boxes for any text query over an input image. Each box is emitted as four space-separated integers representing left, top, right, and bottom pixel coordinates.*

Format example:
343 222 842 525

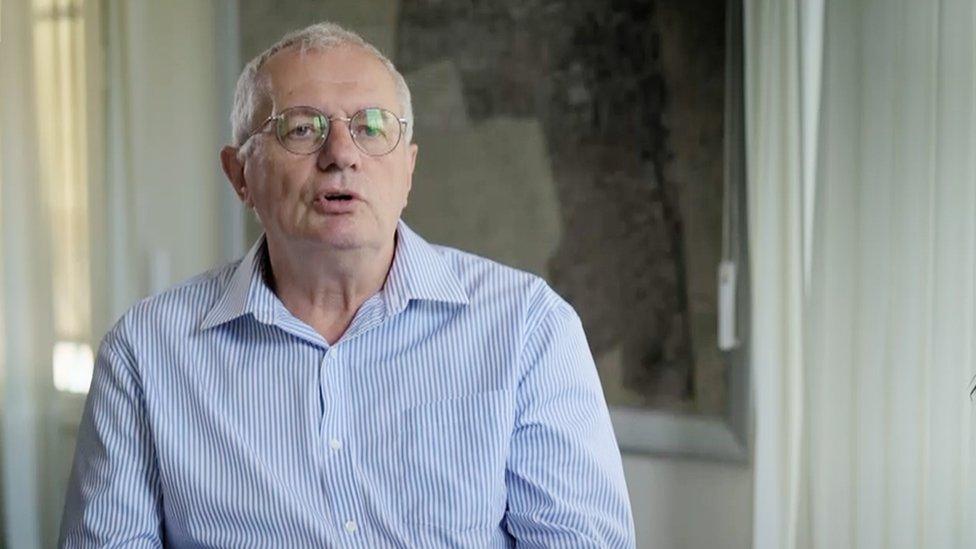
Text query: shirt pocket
398 389 514 531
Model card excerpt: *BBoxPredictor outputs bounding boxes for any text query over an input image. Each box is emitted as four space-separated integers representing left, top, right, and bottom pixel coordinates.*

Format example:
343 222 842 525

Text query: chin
299 215 360 247
322 234 366 250
301 214 389 252
312 225 369 250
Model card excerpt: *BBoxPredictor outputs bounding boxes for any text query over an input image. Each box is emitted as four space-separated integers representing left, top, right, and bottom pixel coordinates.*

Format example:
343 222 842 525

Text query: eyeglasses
243 106 408 157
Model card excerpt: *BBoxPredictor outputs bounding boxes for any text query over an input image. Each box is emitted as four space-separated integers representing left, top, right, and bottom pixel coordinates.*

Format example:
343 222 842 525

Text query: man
60 22 635 548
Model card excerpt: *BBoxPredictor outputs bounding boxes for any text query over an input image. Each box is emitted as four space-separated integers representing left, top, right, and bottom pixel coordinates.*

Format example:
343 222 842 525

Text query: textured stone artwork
240 0 727 415
395 0 727 415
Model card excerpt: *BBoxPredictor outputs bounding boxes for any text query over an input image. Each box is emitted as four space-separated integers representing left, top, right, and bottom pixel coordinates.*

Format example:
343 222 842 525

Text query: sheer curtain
748 0 976 548
1 0 52 546
1 0 103 546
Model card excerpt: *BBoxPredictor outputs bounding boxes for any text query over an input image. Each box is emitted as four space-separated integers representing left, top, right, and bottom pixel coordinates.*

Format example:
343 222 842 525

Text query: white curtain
1 0 100 545
748 0 976 548
1 1 233 546
0 0 48 546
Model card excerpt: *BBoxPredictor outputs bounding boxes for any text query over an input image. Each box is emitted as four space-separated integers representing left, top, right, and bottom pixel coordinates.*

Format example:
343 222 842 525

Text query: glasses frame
243 105 409 157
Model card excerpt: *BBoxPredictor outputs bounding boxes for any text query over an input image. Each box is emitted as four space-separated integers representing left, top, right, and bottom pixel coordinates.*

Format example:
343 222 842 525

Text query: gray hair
230 22 413 152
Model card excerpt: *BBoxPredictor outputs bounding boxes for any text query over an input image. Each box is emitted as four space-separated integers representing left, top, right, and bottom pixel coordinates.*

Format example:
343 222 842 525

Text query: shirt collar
199 219 469 331
383 219 470 314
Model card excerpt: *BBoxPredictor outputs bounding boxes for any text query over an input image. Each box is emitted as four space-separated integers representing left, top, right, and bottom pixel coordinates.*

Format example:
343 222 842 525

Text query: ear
406 143 418 194
220 145 252 208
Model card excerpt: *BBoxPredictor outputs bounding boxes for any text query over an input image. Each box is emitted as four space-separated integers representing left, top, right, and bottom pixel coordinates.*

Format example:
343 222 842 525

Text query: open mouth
311 192 359 214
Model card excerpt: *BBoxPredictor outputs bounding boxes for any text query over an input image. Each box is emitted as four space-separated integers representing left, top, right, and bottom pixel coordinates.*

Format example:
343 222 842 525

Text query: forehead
261 44 399 112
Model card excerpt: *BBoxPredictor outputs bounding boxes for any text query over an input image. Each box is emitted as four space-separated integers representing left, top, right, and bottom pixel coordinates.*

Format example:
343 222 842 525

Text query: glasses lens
350 108 402 155
276 107 328 154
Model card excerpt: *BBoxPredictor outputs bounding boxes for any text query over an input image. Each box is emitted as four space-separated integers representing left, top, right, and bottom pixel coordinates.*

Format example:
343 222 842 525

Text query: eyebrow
272 104 395 117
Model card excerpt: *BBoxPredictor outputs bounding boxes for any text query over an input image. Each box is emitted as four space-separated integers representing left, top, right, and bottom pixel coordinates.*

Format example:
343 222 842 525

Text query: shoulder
429 243 576 331
110 260 238 342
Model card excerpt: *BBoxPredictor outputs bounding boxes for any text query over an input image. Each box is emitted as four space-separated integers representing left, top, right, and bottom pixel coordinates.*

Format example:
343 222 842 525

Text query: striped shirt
60 220 635 548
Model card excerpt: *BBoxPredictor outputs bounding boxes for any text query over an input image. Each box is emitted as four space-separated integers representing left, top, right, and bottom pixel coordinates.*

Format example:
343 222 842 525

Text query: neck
261 231 396 344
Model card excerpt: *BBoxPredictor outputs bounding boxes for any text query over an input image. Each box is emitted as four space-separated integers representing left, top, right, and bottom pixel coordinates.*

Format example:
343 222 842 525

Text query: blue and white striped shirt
60 220 635 548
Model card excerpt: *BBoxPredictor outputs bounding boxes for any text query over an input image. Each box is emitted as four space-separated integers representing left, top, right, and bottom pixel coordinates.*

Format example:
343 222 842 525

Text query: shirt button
344 520 358 533
329 438 342 450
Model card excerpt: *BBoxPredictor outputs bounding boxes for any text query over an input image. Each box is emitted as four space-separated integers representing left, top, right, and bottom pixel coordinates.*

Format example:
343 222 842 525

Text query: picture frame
611 0 750 462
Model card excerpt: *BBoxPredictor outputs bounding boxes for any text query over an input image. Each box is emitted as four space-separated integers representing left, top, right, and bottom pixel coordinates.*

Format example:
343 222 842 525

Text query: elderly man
60 22 634 548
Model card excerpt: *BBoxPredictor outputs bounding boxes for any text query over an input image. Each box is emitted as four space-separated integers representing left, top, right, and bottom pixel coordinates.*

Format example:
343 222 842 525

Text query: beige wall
624 456 752 549
113 0 222 301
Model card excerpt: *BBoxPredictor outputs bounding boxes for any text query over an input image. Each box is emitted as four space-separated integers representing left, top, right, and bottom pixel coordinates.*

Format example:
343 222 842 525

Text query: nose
316 119 360 172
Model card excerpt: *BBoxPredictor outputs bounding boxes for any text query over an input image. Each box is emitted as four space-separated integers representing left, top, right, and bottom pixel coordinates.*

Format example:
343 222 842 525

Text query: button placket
320 345 368 540
320 346 345 454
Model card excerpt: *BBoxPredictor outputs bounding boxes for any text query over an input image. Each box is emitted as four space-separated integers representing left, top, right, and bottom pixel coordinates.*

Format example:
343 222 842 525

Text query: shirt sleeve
504 296 636 548
59 325 165 548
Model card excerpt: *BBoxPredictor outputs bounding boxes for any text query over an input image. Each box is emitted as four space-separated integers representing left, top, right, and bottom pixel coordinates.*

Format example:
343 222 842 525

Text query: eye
354 123 384 138
351 108 393 141
288 123 316 139
278 111 326 141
